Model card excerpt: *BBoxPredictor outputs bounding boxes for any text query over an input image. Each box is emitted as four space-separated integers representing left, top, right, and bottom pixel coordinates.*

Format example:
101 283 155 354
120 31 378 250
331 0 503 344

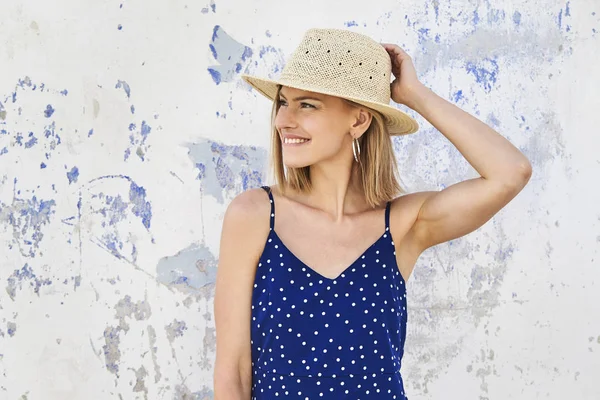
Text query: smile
283 137 311 145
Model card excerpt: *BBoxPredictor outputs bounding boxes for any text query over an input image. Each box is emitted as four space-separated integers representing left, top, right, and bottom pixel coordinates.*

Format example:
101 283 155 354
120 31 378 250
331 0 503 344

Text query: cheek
315 121 348 147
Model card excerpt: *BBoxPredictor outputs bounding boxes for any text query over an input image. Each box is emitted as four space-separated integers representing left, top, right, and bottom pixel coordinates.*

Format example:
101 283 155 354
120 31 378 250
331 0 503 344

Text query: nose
274 104 297 132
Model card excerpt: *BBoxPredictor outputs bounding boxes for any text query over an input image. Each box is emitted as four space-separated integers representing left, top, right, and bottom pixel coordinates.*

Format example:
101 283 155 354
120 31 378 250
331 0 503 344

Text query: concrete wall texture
0 0 598 399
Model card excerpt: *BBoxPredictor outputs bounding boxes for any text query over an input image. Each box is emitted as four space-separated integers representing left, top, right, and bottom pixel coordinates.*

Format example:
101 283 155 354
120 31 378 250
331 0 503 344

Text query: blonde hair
268 85 406 209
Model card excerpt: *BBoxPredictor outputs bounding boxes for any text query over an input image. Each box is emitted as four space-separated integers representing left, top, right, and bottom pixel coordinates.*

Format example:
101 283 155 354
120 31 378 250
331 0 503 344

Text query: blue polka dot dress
251 186 409 399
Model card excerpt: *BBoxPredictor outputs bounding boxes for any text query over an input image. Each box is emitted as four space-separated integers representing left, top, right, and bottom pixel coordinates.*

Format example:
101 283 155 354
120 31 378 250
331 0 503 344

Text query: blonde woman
214 28 531 399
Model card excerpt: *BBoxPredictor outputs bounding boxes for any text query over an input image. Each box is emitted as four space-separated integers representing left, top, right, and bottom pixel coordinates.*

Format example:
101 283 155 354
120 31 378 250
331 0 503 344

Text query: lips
281 133 311 146
283 136 311 145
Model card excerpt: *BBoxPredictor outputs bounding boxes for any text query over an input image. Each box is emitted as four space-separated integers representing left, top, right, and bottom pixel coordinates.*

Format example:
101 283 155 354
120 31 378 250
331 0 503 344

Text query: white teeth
284 138 310 144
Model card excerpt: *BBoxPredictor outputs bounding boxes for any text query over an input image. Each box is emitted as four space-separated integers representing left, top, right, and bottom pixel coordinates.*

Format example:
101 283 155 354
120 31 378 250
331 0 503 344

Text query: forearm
407 84 532 183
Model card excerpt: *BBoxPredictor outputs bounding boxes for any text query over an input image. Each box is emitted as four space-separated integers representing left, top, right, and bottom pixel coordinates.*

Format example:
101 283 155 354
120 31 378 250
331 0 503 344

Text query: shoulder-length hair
268 85 406 209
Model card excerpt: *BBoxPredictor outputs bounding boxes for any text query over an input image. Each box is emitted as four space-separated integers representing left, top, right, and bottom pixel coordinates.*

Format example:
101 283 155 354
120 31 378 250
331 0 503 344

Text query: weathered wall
0 0 598 399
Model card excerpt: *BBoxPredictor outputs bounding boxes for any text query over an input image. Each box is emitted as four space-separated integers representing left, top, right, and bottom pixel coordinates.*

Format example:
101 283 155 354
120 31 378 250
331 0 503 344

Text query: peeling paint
157 242 217 292
186 139 267 203
0 2 597 399
208 25 253 85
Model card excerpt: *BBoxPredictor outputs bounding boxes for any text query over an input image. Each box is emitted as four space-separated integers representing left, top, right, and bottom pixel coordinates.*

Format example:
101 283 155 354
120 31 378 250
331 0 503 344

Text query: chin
283 158 313 169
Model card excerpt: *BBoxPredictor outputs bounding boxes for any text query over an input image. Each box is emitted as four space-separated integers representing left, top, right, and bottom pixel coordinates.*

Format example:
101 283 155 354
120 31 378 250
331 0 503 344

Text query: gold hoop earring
352 137 361 163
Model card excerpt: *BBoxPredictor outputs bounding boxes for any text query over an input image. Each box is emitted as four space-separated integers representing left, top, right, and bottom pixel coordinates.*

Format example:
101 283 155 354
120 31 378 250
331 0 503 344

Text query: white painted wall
0 0 598 399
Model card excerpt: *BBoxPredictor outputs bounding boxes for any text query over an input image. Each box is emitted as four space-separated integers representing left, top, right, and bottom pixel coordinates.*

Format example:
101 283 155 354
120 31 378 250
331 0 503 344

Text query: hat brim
241 74 419 136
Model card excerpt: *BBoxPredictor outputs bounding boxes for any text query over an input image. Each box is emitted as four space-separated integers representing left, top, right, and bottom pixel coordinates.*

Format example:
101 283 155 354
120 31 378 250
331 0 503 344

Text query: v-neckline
269 229 389 281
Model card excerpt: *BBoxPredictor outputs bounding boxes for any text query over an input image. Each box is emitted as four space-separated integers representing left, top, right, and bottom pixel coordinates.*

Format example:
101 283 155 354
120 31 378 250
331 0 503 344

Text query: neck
298 159 364 222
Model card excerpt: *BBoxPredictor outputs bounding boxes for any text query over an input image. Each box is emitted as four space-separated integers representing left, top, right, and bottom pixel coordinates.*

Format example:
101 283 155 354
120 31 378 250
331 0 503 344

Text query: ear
349 107 373 138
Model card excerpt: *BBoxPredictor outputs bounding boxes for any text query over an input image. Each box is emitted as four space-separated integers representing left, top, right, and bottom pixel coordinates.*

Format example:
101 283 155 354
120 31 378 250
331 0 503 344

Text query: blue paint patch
157 242 218 291
88 128 94 137
2 189 57 258
266 30 272 37
25 132 37 148
513 11 522 25
117 24 123 30
215 157 235 190
208 68 222 85
6 263 53 300
130 104 135 114
209 43 218 59
115 80 131 98
472 10 480 26
140 120 151 138
558 9 563 29
195 162 206 180
83 175 155 261
129 181 152 229
60 89 68 96
123 116 153 161
417 28 431 45
488 113 501 128
465 58 499 93
488 8 506 24
67 166 79 184
102 326 122 376
207 25 253 85
166 320 188 339
345 21 359 27
40 162 46 168
44 104 55 118
433 2 440 21
186 139 267 203
452 90 464 103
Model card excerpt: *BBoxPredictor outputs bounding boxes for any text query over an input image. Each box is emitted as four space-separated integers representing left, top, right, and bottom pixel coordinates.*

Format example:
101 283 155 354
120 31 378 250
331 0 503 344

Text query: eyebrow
278 93 323 102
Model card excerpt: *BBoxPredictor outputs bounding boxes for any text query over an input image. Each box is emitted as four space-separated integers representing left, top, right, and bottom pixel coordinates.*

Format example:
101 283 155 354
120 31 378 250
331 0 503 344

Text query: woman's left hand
380 43 424 108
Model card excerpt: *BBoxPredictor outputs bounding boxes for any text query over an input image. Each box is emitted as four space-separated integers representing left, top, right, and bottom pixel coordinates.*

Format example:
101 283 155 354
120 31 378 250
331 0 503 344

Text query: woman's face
274 86 369 169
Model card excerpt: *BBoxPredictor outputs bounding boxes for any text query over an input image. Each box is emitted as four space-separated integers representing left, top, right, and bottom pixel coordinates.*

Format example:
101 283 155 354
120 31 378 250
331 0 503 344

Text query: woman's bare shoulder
225 187 272 220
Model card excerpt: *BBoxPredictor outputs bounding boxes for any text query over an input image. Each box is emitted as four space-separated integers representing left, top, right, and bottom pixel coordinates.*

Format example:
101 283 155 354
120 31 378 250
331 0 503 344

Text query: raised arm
213 188 270 399
406 83 531 254
382 43 532 275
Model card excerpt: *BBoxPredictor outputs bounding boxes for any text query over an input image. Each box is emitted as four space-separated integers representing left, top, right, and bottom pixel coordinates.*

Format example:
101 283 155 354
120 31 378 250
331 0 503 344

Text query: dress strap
260 186 275 230
385 201 391 232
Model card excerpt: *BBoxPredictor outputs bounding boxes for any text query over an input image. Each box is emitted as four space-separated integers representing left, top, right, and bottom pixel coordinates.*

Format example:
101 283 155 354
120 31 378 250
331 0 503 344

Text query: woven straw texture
242 28 419 136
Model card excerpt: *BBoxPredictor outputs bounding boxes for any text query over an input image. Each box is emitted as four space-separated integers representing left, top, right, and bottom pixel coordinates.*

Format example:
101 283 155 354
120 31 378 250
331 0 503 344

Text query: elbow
515 159 533 186
503 160 532 190
491 160 532 194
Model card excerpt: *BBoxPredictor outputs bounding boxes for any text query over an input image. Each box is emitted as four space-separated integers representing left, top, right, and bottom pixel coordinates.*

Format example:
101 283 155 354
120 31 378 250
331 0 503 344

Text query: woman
213 28 531 399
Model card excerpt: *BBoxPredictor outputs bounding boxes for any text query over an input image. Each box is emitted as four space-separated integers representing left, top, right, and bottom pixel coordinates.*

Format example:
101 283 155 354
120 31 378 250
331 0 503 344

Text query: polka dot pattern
250 186 408 399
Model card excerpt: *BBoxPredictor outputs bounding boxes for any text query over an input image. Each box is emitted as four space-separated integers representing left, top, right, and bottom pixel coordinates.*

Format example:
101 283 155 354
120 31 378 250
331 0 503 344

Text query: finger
381 43 401 57
381 43 411 60
380 42 401 53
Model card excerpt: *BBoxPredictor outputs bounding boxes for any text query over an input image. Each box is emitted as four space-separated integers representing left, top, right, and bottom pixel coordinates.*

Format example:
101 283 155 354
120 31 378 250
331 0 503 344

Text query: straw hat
241 28 419 136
